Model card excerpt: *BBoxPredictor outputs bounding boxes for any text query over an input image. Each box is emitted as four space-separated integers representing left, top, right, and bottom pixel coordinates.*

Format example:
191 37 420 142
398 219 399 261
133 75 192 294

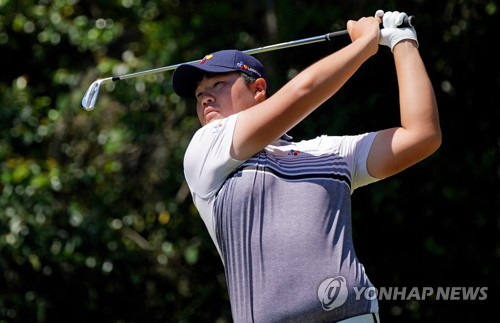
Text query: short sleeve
183 114 245 199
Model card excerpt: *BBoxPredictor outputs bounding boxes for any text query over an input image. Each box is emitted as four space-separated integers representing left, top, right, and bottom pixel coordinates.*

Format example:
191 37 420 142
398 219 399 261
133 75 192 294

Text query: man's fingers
395 12 405 27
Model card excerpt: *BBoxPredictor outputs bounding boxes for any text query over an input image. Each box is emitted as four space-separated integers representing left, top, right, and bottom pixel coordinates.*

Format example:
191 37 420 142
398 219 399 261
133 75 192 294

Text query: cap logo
237 60 262 78
200 54 214 65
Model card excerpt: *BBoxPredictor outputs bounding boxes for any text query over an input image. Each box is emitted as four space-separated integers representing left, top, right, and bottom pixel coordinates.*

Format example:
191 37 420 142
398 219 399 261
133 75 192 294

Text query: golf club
81 15 415 111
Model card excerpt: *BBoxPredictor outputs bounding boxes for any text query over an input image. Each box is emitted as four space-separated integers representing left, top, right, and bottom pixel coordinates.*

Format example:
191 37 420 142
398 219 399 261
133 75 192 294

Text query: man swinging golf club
172 10 441 322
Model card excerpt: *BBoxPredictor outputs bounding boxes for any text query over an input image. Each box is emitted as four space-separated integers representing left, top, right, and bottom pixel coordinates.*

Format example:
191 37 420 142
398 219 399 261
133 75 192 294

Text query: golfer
172 10 441 323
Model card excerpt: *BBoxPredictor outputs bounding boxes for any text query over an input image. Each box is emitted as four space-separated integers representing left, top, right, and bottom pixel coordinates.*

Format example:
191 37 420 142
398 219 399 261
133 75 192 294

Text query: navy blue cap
172 49 266 99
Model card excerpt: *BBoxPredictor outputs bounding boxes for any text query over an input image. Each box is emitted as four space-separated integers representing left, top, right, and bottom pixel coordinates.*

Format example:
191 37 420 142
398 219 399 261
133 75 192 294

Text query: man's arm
231 16 381 161
367 39 441 179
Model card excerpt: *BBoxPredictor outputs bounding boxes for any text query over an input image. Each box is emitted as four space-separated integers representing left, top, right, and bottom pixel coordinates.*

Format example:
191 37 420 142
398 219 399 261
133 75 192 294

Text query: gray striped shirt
184 114 380 322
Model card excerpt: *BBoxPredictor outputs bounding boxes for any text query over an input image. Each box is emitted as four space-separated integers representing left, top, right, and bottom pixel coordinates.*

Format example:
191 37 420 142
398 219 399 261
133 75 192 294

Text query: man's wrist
392 39 419 54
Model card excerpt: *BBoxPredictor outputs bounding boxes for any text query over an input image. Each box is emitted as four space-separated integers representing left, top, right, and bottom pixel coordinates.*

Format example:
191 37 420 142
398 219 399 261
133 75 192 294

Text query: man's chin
205 113 220 125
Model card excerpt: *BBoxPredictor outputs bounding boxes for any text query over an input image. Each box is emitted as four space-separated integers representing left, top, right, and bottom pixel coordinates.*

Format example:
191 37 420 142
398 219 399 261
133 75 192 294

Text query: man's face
194 72 259 126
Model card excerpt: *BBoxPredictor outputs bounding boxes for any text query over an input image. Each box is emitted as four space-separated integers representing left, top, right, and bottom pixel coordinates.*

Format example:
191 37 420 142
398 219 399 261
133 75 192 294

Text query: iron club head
81 80 102 111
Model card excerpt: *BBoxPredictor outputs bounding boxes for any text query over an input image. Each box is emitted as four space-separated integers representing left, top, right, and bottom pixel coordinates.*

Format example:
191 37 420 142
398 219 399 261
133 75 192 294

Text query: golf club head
82 80 101 111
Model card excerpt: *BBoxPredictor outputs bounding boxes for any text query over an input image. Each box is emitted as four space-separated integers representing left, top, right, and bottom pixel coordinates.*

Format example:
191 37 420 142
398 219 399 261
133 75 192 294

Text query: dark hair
196 72 272 98
240 73 272 98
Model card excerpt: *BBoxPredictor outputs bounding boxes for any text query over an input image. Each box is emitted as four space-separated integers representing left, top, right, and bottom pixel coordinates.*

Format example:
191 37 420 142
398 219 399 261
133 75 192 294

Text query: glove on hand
376 10 418 52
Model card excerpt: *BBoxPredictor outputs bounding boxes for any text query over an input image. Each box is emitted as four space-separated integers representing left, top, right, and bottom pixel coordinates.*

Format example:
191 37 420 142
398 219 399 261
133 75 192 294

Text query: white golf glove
376 10 418 52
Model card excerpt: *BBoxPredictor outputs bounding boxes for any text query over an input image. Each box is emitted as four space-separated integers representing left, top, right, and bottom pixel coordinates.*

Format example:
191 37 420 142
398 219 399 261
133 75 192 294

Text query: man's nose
202 94 215 106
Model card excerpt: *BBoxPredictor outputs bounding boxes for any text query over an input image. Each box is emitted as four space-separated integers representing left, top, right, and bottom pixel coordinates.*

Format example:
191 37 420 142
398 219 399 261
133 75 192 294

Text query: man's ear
253 78 267 102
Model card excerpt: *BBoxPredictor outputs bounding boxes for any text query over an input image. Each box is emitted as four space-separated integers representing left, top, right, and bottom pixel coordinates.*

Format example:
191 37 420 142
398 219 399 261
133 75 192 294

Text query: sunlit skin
195 72 267 126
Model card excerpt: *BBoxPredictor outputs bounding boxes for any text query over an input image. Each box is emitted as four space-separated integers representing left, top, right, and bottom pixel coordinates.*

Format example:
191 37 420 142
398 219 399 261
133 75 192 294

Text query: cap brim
172 63 237 99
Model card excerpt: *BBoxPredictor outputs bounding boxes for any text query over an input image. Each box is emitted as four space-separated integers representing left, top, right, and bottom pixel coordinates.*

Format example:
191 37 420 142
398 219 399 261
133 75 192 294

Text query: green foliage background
0 0 497 322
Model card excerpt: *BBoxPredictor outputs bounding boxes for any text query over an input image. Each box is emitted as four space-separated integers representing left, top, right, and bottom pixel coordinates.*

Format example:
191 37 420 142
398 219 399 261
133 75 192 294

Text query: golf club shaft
107 14 415 82
82 15 415 110
81 30 349 110
111 30 349 83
